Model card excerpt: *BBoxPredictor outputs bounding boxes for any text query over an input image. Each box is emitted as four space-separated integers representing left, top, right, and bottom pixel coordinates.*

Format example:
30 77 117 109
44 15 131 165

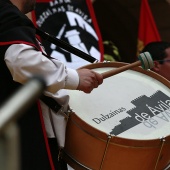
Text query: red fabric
37 101 55 170
86 0 104 61
137 0 161 54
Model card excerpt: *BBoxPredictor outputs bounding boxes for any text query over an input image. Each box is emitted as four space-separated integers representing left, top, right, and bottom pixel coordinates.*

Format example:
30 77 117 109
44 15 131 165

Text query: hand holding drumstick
77 52 154 93
77 69 103 93
101 52 154 79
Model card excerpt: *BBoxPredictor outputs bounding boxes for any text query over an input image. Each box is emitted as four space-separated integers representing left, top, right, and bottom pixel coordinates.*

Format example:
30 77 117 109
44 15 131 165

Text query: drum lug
99 135 113 170
154 136 166 170
57 105 69 120
67 107 73 114
160 136 166 142
103 60 110 63
164 163 170 170
58 147 63 161
62 107 73 121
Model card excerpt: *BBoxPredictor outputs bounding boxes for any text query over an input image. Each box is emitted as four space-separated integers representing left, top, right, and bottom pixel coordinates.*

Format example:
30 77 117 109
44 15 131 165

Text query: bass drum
63 62 170 170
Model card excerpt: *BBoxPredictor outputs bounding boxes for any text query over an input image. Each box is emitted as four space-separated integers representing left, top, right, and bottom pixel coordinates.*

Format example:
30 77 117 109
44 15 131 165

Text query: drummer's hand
76 68 103 93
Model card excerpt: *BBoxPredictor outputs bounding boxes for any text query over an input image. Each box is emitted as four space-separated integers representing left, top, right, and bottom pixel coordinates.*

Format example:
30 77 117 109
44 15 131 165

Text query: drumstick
101 52 154 79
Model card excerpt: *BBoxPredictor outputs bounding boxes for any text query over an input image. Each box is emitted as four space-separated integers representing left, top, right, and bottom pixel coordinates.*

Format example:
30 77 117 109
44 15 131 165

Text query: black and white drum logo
110 91 170 135
91 90 170 135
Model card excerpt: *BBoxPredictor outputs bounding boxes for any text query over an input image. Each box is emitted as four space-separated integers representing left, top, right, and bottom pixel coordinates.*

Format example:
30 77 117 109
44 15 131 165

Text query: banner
137 0 161 56
32 0 104 69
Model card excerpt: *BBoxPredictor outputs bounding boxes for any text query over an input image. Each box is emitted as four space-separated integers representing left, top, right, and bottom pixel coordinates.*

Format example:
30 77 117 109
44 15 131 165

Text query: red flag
137 0 161 56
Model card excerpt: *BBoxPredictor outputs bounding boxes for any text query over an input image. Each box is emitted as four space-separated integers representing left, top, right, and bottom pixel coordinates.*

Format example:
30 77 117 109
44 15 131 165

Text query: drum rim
80 61 170 89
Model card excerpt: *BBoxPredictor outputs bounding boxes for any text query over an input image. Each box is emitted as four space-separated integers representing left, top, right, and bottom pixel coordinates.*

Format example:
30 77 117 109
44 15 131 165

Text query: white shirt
4 43 80 147
5 44 79 92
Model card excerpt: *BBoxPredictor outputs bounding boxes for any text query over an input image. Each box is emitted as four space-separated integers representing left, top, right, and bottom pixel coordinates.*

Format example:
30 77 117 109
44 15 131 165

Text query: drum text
135 100 170 129
92 107 126 124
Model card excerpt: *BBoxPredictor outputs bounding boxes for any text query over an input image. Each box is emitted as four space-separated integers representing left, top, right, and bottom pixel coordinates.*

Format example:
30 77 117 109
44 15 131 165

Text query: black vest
0 1 54 169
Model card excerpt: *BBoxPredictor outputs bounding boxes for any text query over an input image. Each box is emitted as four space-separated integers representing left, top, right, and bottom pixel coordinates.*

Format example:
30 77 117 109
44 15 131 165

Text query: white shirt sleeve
4 44 79 93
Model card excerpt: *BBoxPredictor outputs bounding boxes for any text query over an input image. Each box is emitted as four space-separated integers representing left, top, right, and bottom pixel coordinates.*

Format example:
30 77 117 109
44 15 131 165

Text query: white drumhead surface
68 67 170 140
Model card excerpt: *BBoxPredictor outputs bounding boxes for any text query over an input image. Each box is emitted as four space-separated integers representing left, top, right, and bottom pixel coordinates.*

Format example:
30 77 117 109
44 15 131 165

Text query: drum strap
36 28 97 63
40 95 62 113
154 138 166 170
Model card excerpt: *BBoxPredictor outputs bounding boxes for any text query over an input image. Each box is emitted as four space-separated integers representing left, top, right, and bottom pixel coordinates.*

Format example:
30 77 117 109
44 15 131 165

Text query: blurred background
93 0 170 62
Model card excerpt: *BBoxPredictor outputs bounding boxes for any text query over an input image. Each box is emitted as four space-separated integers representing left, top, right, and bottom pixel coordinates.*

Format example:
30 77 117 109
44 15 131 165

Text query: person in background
142 41 170 81
0 0 103 170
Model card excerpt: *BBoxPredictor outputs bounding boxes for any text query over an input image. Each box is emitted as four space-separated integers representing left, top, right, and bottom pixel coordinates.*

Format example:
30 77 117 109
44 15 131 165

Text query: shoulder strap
40 95 62 113
36 28 97 63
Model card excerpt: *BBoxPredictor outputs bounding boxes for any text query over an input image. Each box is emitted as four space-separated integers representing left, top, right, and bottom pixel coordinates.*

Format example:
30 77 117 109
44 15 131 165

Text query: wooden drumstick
101 52 154 79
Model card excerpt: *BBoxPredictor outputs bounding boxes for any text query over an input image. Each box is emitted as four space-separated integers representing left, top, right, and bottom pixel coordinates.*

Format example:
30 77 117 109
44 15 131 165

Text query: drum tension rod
154 137 166 170
100 134 112 170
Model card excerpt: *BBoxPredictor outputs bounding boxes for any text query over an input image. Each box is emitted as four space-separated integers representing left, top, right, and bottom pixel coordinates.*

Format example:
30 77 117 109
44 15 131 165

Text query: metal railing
0 76 46 170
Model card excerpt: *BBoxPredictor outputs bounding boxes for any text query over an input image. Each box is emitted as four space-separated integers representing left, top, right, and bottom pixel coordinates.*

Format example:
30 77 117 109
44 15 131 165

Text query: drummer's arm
5 43 103 94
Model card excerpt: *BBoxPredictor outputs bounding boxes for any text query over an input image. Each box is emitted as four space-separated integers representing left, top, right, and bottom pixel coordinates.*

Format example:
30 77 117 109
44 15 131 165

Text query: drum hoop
80 62 170 89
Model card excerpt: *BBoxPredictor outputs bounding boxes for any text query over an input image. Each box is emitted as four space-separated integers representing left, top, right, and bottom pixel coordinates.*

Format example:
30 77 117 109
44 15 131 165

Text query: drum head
68 62 170 140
